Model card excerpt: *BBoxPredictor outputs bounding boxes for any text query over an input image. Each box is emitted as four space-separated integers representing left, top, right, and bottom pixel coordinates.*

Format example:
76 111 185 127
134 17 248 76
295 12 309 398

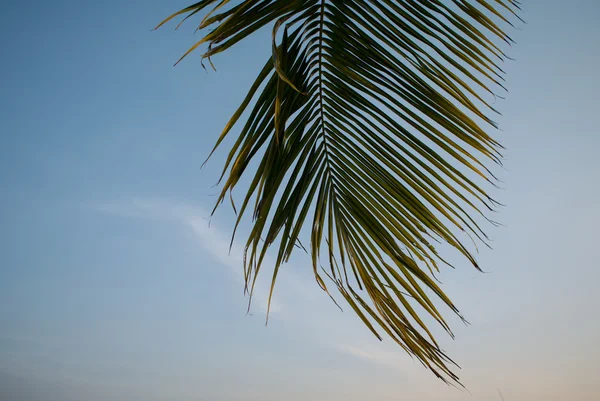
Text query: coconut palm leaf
156 0 520 383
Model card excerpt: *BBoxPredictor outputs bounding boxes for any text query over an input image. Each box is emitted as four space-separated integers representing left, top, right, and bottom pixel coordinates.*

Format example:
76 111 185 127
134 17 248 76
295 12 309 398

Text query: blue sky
1 1 599 400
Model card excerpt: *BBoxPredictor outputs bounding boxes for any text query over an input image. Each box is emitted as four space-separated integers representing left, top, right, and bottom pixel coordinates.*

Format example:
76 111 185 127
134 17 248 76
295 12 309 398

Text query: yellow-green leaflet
157 0 521 384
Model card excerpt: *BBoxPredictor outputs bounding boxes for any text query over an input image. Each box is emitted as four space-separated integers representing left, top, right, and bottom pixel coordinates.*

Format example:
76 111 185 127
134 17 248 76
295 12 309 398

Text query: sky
1 0 599 400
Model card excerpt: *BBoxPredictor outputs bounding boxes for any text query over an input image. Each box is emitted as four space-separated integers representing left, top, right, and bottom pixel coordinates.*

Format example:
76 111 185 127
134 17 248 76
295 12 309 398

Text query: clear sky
1 1 599 400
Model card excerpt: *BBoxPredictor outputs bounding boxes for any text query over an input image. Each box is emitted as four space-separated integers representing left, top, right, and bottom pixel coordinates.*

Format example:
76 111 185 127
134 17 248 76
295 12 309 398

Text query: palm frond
157 0 520 383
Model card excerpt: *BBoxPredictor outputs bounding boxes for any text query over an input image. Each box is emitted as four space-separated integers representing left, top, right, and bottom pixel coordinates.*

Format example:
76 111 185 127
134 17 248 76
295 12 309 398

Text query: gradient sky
1 1 599 400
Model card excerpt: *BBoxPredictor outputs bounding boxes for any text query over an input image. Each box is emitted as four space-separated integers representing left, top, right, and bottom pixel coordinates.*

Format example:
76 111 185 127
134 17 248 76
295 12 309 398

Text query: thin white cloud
93 196 432 376
92 197 281 314
336 344 415 374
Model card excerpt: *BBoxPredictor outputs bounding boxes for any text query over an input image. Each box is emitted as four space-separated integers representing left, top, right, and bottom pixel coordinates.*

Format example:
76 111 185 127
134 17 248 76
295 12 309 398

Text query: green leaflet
157 0 520 384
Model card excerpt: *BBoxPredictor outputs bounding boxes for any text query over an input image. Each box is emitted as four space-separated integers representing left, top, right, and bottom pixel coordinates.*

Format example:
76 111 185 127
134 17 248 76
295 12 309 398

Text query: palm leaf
157 0 520 383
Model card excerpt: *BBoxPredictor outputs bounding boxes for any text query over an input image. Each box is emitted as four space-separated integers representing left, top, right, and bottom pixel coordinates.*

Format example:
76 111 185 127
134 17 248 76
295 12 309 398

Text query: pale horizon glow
1 1 599 400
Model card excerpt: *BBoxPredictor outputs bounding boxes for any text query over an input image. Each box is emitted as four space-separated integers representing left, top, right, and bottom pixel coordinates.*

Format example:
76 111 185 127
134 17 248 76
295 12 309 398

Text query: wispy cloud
92 197 281 314
92 196 427 376
335 344 417 374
